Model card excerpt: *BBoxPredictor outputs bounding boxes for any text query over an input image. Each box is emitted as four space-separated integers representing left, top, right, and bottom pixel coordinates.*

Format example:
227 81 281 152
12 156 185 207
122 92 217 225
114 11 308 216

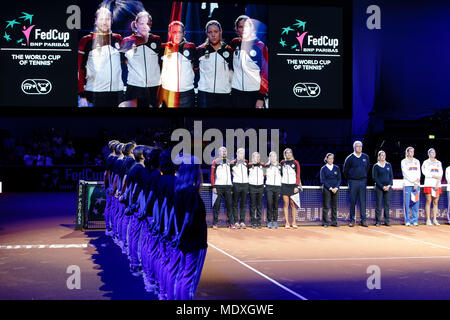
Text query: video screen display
0 0 350 112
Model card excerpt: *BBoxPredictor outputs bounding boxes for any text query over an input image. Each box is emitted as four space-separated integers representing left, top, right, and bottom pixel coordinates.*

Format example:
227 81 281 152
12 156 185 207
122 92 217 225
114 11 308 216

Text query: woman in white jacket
446 165 450 224
421 148 443 226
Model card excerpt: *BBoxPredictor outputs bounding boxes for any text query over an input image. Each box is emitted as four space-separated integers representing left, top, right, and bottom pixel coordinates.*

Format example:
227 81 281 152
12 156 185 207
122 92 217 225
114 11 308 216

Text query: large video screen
0 0 350 113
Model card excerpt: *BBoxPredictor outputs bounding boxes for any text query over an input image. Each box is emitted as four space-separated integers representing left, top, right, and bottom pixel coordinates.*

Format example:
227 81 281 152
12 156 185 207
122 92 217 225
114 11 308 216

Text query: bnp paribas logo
279 19 308 52
3 12 35 45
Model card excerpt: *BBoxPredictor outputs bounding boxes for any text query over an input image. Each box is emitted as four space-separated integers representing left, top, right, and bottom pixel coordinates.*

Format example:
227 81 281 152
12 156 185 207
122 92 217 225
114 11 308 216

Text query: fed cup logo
279 19 308 51
293 83 321 98
3 12 34 45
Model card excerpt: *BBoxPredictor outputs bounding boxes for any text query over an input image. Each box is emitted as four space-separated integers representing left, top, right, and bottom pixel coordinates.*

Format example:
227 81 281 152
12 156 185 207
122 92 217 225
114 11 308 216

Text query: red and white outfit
78 33 124 95
281 159 301 196
230 37 268 107
422 159 443 196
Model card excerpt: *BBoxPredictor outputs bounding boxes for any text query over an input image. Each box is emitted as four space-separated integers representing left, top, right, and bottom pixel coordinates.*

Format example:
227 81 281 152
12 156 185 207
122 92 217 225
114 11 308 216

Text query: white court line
242 256 450 263
366 228 450 251
0 244 90 249
208 242 308 300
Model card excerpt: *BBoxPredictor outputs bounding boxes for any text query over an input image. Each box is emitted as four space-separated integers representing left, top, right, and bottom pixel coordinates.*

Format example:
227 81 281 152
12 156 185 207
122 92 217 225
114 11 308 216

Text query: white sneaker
426 219 433 226
413 222 419 226
405 222 410 226
433 219 440 226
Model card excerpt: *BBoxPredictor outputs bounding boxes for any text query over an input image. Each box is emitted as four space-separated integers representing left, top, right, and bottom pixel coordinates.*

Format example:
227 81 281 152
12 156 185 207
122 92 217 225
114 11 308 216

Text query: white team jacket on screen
421 159 443 187
265 164 282 187
230 159 249 184
248 163 265 186
196 43 233 94
446 166 450 187
122 34 161 88
401 158 421 187
231 37 268 96
211 158 232 186
78 33 124 93
160 41 195 92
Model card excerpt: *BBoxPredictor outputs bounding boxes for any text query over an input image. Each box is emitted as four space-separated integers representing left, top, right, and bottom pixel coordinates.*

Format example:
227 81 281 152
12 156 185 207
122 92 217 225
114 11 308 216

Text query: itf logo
3 12 34 45
293 83 321 98
279 19 308 51
21 79 52 95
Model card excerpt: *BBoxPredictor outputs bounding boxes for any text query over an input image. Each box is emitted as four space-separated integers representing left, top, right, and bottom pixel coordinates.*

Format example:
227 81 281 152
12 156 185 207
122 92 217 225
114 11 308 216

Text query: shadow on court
84 231 158 300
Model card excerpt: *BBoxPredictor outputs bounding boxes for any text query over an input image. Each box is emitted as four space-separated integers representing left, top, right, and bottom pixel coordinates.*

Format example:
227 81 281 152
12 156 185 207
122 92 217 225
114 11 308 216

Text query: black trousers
85 91 123 107
375 187 391 224
232 183 248 224
266 185 281 222
213 185 233 225
231 89 262 108
249 185 264 225
198 90 232 108
125 85 159 108
348 179 367 223
159 87 194 108
322 188 338 225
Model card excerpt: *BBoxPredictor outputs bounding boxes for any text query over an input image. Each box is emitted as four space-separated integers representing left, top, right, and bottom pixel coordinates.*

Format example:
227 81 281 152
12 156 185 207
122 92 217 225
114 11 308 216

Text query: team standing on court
102 138 449 300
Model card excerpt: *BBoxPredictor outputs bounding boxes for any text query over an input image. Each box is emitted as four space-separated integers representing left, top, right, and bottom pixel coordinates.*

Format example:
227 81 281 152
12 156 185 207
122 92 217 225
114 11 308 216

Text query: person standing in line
265 151 282 229
230 148 249 229
401 146 421 226
159 21 196 108
320 153 341 227
343 141 370 227
120 11 162 108
211 147 233 229
248 152 265 228
372 150 393 227
77 7 124 107
173 156 208 300
104 140 119 236
230 16 268 108
422 148 443 226
280 148 302 229
445 165 450 225
195 20 233 108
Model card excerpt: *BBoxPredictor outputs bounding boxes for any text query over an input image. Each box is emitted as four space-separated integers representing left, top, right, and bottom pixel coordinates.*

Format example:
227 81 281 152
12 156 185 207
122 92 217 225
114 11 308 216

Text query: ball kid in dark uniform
125 145 150 276
78 7 124 107
117 142 137 251
155 152 177 299
281 148 302 229
110 142 125 240
230 148 249 229
138 148 163 291
120 11 162 108
248 152 265 228
211 146 233 229
195 20 233 108
159 21 196 108
230 16 268 108
104 140 119 236
265 151 282 229
173 156 207 300
113 142 136 252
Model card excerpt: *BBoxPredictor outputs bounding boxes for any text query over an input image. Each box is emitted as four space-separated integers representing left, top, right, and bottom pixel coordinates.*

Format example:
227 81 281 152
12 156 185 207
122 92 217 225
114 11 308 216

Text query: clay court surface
1 193 449 300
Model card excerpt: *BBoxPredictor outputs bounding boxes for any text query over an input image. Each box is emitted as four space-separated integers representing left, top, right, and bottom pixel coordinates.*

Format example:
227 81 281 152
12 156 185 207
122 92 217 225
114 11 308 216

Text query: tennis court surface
0 193 449 300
